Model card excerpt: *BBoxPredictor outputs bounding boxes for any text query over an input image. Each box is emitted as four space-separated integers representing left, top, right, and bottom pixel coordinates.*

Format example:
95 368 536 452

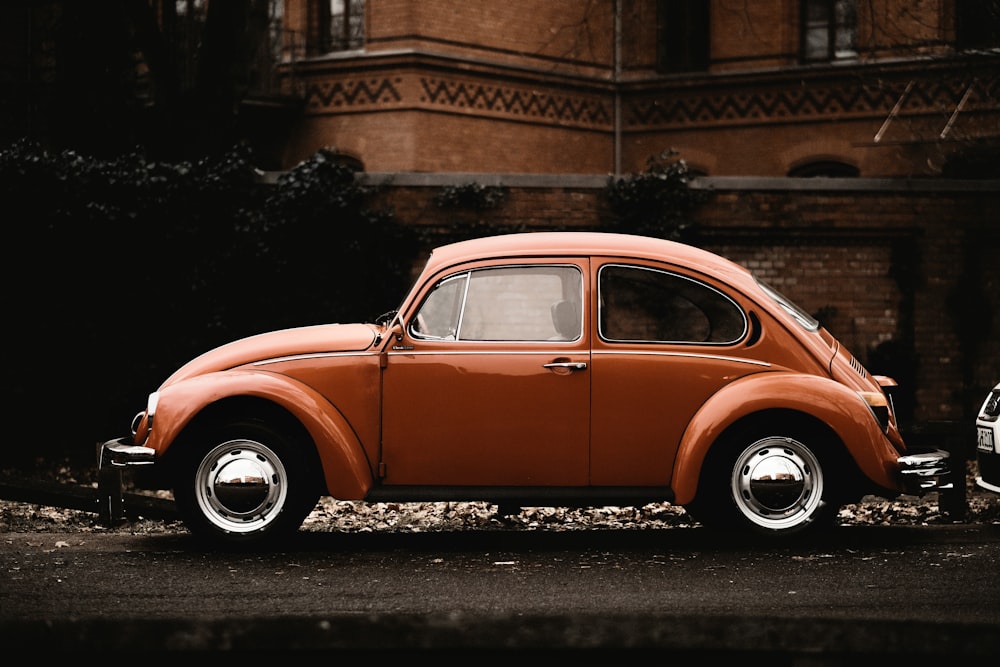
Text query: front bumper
897 447 953 493
977 475 1000 494
99 436 157 468
96 437 158 526
976 447 1000 494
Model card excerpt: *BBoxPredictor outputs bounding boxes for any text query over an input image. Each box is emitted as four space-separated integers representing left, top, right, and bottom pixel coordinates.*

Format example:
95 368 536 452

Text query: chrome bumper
99 437 157 468
96 437 158 526
897 448 953 493
975 475 1000 494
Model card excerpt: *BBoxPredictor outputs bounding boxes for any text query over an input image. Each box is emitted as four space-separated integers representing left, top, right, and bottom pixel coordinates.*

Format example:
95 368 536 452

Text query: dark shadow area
122 520 998 557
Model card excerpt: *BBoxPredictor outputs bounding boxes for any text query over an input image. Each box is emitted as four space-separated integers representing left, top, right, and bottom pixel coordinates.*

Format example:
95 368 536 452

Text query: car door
380 260 590 486
589 261 759 486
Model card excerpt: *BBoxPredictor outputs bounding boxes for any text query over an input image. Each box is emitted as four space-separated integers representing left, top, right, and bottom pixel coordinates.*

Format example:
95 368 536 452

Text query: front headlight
130 392 159 444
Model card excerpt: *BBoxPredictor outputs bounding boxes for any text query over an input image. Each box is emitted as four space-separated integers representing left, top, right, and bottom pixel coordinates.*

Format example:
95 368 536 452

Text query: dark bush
1 141 415 467
605 148 707 242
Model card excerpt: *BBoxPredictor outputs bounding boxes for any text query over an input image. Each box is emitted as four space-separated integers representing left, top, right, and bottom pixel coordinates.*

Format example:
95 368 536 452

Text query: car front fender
670 372 901 505
148 370 374 499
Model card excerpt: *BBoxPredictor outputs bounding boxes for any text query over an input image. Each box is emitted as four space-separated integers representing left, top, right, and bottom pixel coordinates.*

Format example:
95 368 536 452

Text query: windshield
755 275 819 331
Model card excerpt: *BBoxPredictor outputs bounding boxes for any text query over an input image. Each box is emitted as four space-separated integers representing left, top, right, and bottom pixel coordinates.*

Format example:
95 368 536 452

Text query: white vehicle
976 382 1000 494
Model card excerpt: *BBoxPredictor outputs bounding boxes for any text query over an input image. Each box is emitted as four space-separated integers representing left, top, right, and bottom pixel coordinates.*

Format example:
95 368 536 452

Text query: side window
411 265 582 342
599 264 746 344
410 273 468 340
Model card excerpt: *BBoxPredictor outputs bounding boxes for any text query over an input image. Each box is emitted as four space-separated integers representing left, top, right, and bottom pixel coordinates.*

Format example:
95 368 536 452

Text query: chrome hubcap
732 436 823 530
194 439 287 534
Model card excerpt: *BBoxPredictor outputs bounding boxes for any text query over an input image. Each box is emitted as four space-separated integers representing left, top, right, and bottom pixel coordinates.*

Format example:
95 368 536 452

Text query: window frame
409 264 584 343
955 0 1000 51
330 0 365 51
800 0 857 63
310 0 365 54
656 0 710 74
597 263 748 346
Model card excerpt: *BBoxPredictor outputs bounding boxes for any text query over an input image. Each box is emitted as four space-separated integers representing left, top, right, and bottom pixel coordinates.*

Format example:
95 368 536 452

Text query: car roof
425 232 754 285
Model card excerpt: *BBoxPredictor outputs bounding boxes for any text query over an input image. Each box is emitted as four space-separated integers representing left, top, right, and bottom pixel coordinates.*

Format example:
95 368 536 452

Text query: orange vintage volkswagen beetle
100 232 950 546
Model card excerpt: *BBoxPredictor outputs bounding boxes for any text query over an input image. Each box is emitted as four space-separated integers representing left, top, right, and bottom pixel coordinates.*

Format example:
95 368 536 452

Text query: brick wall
363 173 1000 431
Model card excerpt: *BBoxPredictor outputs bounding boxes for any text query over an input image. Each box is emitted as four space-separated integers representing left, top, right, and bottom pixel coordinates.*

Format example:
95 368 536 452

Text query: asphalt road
2 522 998 661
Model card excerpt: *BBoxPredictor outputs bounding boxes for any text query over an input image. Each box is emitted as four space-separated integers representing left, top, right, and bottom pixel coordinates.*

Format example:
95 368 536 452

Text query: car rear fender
149 371 374 499
670 372 900 505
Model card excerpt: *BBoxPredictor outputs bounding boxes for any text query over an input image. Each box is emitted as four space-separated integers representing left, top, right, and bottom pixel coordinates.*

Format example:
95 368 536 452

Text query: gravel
2 459 997 536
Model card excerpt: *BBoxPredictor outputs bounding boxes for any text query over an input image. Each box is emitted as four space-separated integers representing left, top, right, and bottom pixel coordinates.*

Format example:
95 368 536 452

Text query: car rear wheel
688 427 840 537
173 421 319 548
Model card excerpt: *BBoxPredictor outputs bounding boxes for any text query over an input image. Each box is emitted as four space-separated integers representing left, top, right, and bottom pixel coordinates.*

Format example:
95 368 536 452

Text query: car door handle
543 361 587 371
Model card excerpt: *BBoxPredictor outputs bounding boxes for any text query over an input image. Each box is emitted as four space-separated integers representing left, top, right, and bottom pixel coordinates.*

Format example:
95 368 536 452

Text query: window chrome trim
409 263 585 343
597 263 748 345
754 275 819 331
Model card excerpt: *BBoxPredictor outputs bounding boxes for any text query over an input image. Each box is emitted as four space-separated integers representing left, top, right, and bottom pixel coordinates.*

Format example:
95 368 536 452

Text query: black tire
687 425 841 538
172 420 320 549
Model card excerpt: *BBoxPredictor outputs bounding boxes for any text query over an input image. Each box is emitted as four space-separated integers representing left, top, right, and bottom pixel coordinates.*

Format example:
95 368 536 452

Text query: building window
331 0 364 50
315 0 364 53
801 0 856 62
656 0 710 73
788 160 859 177
956 0 1000 50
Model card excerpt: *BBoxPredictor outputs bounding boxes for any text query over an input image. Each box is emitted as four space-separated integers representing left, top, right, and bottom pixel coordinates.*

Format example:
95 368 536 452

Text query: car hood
160 323 382 387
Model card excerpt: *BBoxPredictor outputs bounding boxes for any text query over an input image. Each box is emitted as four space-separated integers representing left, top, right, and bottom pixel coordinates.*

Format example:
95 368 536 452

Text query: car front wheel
173 421 319 548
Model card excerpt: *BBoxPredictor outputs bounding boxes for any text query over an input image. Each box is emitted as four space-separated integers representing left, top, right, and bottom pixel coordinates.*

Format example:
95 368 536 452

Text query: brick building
278 0 999 178
4 1 996 175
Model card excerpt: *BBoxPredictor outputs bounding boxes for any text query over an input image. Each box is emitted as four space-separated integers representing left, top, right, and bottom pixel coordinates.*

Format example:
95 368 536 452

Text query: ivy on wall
428 149 711 245
430 181 519 243
604 149 708 242
434 182 507 210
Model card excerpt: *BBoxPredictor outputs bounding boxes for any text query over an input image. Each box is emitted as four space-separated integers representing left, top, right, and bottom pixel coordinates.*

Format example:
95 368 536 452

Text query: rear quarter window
599 264 746 344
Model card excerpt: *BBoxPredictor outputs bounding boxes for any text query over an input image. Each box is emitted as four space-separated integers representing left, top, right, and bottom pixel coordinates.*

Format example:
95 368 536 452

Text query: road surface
1 522 998 660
